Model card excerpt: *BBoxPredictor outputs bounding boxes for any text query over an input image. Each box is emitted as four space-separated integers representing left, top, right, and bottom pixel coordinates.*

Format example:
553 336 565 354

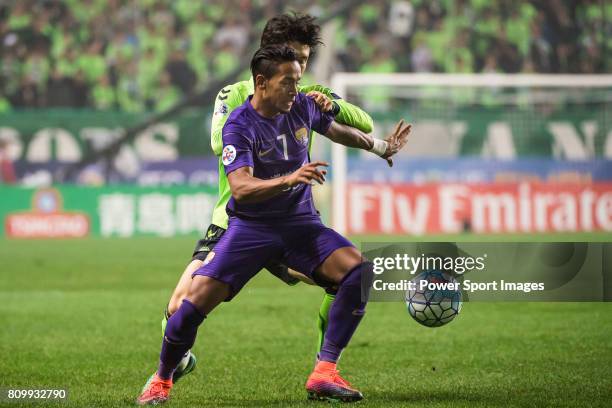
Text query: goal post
329 73 612 234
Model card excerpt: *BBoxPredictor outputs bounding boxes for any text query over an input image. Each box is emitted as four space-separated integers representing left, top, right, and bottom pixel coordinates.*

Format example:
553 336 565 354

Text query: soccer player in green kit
154 13 396 384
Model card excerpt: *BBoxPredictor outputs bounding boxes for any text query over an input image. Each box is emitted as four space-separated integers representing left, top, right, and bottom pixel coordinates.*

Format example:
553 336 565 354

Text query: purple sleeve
304 94 335 135
221 122 253 175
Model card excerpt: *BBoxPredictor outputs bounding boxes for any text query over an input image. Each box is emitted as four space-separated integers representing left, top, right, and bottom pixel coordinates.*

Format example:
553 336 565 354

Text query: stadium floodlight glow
329 73 612 234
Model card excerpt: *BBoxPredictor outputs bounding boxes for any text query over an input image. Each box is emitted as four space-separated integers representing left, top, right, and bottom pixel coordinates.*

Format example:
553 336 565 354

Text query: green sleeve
210 82 249 156
332 98 373 133
299 84 373 133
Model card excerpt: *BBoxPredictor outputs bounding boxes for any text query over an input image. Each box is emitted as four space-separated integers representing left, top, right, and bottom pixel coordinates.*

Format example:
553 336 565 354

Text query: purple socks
318 262 373 363
156 262 373 377
157 299 206 380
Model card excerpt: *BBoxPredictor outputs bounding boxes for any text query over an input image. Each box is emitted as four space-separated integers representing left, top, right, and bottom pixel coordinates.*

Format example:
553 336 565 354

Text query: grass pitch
1 236 611 407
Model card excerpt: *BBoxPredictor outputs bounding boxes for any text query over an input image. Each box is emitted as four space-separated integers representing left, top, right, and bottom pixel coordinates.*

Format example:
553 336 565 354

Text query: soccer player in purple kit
137 45 411 405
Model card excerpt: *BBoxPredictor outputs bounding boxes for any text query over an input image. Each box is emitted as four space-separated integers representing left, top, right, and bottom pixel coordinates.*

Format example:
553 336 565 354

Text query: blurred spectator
151 72 181 112
116 60 143 112
495 32 522 73
12 75 41 108
212 41 240 80
445 28 473 73
77 40 106 84
360 43 398 74
0 0 606 112
213 15 249 55
72 70 90 107
7 2 31 31
138 47 165 98
411 34 433 72
46 66 76 107
528 21 553 73
105 30 137 66
482 54 500 73
388 1 414 38
504 5 533 57
23 48 50 89
91 74 116 110
165 48 197 95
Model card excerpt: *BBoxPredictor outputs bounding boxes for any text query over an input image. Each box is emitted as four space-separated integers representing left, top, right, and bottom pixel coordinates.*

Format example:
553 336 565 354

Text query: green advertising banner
369 105 610 159
0 185 218 238
0 108 213 162
0 103 610 162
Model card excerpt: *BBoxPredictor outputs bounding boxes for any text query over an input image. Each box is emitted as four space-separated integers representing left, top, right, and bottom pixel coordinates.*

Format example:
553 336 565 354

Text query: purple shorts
192 216 354 300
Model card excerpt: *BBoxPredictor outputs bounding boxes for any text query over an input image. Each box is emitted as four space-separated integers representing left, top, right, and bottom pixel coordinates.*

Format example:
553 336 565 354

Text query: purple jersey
221 93 335 220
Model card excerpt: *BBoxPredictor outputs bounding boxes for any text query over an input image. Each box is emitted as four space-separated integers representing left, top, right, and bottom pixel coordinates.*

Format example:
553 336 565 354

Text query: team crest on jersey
294 127 308 146
203 251 215 265
222 145 237 165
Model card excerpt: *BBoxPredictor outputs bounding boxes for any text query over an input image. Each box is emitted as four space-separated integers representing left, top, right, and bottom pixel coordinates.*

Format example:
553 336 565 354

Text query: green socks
161 306 170 337
316 292 336 354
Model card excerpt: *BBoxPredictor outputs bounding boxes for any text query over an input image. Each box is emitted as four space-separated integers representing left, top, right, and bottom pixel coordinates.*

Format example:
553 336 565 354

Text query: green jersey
209 79 374 229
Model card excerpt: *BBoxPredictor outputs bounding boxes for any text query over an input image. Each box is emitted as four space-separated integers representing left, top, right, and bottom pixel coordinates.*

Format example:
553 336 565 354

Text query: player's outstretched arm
300 85 373 133
325 119 411 167
307 91 411 166
333 98 373 133
227 161 328 203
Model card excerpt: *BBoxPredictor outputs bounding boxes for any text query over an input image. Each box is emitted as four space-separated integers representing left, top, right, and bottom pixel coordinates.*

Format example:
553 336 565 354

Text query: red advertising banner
346 182 612 234
6 213 90 238
4 188 90 238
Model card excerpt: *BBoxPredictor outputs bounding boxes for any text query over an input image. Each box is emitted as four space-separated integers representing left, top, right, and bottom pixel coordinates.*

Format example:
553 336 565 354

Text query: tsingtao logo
5 188 90 238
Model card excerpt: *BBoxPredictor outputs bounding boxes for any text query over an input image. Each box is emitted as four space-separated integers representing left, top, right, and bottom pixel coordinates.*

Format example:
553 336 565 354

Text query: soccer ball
406 270 462 327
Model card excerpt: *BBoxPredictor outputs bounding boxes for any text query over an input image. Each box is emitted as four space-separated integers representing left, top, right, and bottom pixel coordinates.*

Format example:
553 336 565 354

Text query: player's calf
315 288 337 357
307 262 373 401
158 299 206 381
160 307 198 384
318 261 372 362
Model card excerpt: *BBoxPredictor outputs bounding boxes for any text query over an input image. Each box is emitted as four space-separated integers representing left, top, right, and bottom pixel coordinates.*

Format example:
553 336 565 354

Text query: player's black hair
250 45 298 81
260 12 323 51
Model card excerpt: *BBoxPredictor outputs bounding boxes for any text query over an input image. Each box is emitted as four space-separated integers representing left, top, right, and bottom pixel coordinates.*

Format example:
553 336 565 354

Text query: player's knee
341 261 372 287
186 275 231 315
165 299 206 344
168 292 188 316
168 259 204 316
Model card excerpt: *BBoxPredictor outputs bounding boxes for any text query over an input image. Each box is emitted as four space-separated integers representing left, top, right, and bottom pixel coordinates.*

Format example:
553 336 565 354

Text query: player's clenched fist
285 161 329 186
306 91 333 112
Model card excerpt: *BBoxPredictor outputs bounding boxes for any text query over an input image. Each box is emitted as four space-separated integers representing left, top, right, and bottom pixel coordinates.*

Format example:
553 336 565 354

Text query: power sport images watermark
360 242 611 301
371 252 544 293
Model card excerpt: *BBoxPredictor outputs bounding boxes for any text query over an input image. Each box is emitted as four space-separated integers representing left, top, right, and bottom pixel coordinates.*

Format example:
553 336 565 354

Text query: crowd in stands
0 0 608 112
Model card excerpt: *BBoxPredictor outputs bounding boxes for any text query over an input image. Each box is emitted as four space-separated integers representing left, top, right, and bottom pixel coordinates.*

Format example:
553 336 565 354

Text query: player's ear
255 74 267 89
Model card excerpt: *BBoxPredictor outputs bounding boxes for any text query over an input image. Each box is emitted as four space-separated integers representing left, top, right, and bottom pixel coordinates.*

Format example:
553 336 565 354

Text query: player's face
287 41 310 74
264 61 301 113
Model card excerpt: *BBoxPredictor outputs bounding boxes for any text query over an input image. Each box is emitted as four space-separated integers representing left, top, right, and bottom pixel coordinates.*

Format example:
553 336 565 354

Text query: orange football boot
306 361 363 402
137 374 172 405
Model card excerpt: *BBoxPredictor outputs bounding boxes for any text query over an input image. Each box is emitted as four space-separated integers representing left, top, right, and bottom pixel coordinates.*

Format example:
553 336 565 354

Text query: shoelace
145 380 169 397
330 370 352 388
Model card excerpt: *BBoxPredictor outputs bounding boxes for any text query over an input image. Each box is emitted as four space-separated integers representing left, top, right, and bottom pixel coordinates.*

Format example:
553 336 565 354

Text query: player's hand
285 161 329 187
306 91 333 112
382 119 411 167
